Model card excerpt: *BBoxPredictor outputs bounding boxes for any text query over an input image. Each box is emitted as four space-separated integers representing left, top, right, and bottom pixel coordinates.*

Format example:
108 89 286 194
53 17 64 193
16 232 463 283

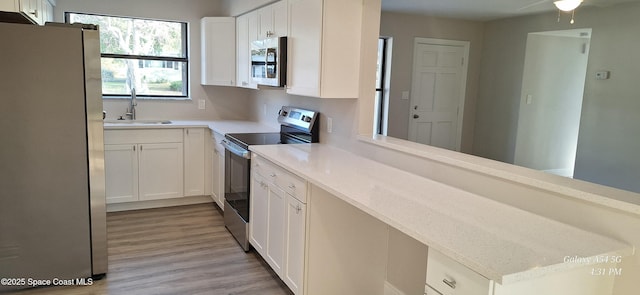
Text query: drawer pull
442 278 456 289
270 173 277 178
296 204 301 214
288 184 296 189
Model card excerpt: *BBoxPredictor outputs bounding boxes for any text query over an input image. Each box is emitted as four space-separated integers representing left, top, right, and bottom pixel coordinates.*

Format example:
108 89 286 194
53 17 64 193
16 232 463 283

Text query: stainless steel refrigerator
0 22 107 292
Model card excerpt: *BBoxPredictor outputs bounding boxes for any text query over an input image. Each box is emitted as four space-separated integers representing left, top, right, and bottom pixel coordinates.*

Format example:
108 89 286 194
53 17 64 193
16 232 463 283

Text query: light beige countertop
249 143 633 285
104 120 278 135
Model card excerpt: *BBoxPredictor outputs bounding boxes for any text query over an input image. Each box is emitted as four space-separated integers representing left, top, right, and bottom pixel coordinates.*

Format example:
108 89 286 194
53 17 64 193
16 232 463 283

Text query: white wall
476 2 640 194
55 0 254 121
219 0 276 16
514 32 590 176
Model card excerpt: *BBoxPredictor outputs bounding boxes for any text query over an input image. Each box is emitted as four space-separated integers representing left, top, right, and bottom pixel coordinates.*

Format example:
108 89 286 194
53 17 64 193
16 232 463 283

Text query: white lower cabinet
425 248 618 295
266 184 287 275
138 143 184 201
250 154 307 294
104 129 185 204
284 194 306 294
250 174 269 255
426 249 490 295
104 144 138 203
211 132 226 209
184 128 206 197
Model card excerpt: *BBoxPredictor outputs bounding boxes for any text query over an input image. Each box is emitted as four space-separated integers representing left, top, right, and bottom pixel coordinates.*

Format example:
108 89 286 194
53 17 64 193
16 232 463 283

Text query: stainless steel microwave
251 37 287 87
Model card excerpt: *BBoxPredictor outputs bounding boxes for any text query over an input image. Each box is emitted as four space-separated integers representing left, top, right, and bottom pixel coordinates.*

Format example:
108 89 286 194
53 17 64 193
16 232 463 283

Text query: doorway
407 38 469 151
513 29 592 177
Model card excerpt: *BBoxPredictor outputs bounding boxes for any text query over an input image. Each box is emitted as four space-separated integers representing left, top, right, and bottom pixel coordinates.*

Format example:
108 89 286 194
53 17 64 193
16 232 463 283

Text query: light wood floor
12 203 293 295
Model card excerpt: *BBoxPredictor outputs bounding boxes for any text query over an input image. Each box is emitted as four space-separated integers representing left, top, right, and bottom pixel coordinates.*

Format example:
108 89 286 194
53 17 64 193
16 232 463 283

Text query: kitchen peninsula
250 143 636 295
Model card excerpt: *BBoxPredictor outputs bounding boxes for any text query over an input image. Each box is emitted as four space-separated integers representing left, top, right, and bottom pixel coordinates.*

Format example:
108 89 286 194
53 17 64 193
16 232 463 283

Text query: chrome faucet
125 88 137 120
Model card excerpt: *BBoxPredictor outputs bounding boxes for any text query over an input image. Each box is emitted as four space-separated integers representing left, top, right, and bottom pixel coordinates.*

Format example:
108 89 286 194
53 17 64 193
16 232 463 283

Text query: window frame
375 37 391 135
65 12 190 100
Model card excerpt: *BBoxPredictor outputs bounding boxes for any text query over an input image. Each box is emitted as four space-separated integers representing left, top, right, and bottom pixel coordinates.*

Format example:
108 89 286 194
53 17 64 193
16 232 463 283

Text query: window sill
103 96 191 101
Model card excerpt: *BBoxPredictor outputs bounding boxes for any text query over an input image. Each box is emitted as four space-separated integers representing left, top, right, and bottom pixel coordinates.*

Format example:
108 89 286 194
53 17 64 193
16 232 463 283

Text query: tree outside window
66 13 188 99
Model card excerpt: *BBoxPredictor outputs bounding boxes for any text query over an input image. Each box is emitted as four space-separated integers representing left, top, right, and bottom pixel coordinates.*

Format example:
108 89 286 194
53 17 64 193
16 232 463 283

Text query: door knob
413 114 420 119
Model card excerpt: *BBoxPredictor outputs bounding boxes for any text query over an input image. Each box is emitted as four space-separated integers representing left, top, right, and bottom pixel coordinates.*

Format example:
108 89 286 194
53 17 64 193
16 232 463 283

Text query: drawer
426 249 491 295
105 129 183 144
252 154 307 203
274 169 307 203
252 154 278 179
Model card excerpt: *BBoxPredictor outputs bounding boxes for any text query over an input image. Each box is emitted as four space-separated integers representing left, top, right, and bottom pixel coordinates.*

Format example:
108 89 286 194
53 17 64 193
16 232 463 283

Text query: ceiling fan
518 0 585 23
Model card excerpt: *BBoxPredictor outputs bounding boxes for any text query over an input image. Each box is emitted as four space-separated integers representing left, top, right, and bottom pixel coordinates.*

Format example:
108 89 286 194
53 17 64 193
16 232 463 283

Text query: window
66 13 189 99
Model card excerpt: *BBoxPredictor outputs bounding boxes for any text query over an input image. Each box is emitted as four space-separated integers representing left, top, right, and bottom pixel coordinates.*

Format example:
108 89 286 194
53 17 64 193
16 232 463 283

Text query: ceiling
380 0 639 21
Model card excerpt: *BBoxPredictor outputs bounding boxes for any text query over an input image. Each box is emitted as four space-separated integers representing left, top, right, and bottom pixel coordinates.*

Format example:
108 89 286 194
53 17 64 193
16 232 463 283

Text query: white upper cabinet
257 0 288 39
201 17 236 86
287 0 363 98
1 0 52 25
236 12 258 89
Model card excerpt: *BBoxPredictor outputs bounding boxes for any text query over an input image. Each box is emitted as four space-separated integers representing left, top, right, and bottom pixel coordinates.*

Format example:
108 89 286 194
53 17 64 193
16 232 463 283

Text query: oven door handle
221 139 251 159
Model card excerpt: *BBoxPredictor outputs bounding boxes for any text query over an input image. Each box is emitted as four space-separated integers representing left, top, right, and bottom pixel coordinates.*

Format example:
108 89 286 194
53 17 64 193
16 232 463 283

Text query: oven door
222 140 251 222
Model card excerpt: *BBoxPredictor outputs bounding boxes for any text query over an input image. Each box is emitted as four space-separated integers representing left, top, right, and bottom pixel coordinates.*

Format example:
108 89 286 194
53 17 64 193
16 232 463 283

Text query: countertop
249 143 633 285
103 120 278 135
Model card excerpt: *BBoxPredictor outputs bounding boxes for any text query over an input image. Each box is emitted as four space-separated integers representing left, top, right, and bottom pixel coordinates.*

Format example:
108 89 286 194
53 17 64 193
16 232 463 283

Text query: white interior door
408 39 468 151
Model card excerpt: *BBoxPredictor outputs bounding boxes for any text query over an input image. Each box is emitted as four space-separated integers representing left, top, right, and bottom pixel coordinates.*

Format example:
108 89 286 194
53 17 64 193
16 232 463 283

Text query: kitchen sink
104 120 172 125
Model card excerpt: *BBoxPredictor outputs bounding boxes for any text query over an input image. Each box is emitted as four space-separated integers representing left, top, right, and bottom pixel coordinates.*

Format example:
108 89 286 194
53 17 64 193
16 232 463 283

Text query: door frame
409 37 470 151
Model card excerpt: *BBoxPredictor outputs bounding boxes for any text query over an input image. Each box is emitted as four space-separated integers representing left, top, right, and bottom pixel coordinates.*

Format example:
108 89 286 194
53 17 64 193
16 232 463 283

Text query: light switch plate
401 91 410 100
595 71 610 80
198 99 206 110
326 117 333 133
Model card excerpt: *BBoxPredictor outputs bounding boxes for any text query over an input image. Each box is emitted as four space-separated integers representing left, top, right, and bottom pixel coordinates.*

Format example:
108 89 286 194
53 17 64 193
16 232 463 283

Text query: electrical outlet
198 99 206 110
326 117 333 133
401 91 410 100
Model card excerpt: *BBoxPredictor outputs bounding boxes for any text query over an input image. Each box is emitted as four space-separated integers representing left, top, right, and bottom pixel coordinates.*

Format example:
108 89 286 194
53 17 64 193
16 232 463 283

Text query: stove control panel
277 106 318 132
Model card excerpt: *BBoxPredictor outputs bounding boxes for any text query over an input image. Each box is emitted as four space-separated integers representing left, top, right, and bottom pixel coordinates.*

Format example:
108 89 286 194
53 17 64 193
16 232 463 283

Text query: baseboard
107 195 214 212
384 281 407 295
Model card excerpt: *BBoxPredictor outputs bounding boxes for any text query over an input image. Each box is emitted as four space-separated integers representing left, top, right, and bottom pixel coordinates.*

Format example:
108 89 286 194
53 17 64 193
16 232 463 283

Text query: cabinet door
250 173 269 257
286 0 322 97
284 195 306 294
257 6 272 40
19 0 40 24
201 17 236 86
211 146 223 208
247 10 259 42
0 0 18 13
138 143 184 201
266 185 287 276
236 13 258 89
272 0 288 37
41 0 52 23
236 14 250 88
105 144 138 204
184 128 205 196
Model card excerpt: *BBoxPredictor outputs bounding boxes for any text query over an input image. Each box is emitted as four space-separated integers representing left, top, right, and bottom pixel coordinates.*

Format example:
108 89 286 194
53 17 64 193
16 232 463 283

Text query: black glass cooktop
226 132 282 150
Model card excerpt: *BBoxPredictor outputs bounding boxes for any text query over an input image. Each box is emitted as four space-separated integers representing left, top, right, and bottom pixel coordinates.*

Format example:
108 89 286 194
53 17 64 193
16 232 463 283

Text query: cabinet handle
288 184 296 189
442 278 456 289
133 145 136 151
296 204 301 214
187 129 189 135
260 181 266 188
140 145 143 151
270 173 276 178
